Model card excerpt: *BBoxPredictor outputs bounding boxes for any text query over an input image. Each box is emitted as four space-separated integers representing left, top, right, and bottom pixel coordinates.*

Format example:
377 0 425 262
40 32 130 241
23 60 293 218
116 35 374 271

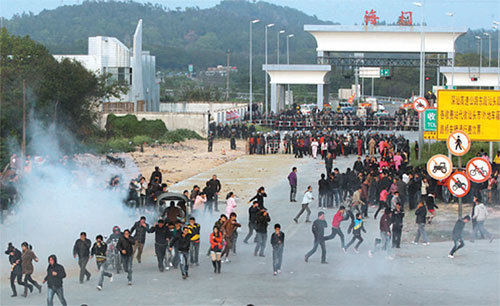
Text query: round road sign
447 130 471 156
447 171 471 198
466 157 492 183
412 97 428 113
427 154 453 181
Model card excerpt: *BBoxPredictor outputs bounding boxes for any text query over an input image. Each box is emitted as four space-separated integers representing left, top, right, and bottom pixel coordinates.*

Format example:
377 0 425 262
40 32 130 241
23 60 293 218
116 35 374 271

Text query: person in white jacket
294 186 314 223
473 198 494 242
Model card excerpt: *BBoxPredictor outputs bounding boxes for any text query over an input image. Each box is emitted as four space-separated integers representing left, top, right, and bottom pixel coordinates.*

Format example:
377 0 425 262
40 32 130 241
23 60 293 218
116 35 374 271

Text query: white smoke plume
0 120 139 265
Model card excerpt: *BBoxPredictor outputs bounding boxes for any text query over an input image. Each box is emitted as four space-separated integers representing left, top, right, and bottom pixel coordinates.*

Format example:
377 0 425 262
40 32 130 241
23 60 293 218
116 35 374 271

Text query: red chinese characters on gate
364 9 379 25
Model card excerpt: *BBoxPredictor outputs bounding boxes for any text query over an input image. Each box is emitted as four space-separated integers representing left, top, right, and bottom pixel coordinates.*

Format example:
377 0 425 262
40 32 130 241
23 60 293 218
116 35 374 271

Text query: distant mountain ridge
3 0 335 70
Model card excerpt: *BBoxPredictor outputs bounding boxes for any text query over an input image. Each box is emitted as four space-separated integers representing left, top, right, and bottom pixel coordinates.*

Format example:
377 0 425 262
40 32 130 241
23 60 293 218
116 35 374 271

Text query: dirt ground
128 139 247 185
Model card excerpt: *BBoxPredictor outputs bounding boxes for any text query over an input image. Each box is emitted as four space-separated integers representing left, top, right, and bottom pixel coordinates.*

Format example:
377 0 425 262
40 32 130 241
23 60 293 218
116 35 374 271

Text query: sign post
447 130 472 218
466 157 492 183
423 108 437 131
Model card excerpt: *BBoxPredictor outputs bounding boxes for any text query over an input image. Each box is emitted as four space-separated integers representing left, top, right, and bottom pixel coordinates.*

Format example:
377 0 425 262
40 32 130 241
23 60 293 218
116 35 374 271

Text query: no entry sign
447 130 471 156
413 97 428 113
447 171 471 198
466 157 492 183
427 154 452 181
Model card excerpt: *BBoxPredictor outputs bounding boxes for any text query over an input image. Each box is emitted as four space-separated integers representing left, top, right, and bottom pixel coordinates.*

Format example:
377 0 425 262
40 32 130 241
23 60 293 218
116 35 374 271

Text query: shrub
105 114 167 139
159 129 204 144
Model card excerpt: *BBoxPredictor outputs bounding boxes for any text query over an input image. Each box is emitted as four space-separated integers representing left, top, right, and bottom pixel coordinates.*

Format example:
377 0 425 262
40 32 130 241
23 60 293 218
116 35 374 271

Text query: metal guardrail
248 117 419 131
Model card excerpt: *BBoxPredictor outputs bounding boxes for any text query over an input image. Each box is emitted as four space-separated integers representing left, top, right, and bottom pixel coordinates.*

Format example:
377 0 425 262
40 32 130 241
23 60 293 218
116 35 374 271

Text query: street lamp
249 19 260 122
446 12 455 88
483 32 491 67
494 21 500 89
475 35 482 69
413 1 425 162
286 34 294 99
277 30 285 64
264 23 274 115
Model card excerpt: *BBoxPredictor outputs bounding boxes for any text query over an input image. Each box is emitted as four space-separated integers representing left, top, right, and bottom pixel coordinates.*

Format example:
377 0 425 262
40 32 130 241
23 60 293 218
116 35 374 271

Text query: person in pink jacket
192 193 207 217
225 192 237 217
324 206 348 252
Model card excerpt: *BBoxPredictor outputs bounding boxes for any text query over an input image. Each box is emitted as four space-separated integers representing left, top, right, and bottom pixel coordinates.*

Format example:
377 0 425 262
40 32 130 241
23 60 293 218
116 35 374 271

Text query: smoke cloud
0 120 139 265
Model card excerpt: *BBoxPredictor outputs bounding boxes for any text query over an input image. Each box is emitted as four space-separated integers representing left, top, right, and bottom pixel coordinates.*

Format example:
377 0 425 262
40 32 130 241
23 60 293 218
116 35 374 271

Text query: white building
54 19 159 112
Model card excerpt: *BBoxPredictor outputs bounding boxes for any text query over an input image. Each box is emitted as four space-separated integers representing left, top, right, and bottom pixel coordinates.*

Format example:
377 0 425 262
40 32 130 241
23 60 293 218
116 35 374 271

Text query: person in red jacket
369 208 393 259
209 226 223 274
324 206 348 252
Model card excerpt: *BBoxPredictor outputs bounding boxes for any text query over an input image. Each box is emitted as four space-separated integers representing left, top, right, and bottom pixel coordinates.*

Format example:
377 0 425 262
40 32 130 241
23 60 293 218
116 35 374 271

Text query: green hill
4 0 334 71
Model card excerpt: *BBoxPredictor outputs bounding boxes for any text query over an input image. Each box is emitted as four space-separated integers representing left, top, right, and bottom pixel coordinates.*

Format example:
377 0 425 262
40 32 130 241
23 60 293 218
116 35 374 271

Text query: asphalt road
1 154 499 305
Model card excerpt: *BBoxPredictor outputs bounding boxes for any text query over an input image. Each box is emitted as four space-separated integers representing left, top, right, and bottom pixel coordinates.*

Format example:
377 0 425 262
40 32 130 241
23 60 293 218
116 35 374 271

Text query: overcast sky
1 0 499 29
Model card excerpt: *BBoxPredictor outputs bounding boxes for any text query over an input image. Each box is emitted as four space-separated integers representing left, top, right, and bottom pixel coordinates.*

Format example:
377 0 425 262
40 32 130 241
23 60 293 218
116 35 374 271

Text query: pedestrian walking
472 197 494 242
449 215 471 258
293 186 313 223
43 255 67 306
412 202 430 245
72 232 91 284
270 224 285 275
369 208 393 259
209 226 223 273
243 201 260 244
305 212 328 264
148 220 170 272
91 235 113 291
130 216 149 264
325 205 348 252
254 209 271 257
288 167 298 202
248 187 267 210
5 243 31 297
391 203 404 248
21 242 42 296
188 217 201 266
169 227 192 279
345 213 366 253
117 229 134 285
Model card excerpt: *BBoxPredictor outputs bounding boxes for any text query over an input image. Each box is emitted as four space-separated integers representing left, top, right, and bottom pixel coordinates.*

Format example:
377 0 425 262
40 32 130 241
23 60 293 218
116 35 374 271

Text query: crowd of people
3 133 499 305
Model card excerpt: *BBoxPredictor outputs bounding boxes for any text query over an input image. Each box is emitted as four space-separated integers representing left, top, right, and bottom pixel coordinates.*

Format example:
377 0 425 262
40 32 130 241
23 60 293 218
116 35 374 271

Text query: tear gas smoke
0 121 139 265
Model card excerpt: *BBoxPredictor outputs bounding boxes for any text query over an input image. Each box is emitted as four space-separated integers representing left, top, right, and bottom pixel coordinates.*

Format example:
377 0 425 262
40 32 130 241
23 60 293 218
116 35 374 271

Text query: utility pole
226 49 231 101
22 79 26 157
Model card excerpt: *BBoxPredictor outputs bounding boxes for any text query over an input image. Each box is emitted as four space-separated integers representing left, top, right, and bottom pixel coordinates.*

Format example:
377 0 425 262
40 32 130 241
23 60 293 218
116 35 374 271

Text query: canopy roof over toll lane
440 67 500 88
262 64 331 113
304 25 467 53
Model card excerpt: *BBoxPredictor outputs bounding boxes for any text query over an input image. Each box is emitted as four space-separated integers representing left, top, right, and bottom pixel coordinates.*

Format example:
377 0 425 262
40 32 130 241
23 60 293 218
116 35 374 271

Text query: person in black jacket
117 230 134 285
248 186 267 209
391 203 405 248
353 156 364 174
207 175 222 212
91 235 113 291
5 243 31 297
243 201 260 244
325 153 333 175
130 216 149 264
412 202 430 245
43 254 67 306
449 215 471 258
254 209 271 257
270 224 285 275
150 166 162 184
148 220 170 272
318 174 329 209
169 227 192 279
305 211 329 264
72 232 91 284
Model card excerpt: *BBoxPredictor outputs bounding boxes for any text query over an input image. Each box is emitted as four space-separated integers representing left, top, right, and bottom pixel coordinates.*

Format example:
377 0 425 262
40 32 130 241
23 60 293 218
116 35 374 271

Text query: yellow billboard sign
423 131 437 140
437 90 500 141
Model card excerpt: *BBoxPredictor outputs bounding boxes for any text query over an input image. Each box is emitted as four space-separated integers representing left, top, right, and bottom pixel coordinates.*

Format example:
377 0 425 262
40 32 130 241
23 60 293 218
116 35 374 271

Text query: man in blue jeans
117 229 134 286
254 209 271 257
270 224 285 275
43 255 67 306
